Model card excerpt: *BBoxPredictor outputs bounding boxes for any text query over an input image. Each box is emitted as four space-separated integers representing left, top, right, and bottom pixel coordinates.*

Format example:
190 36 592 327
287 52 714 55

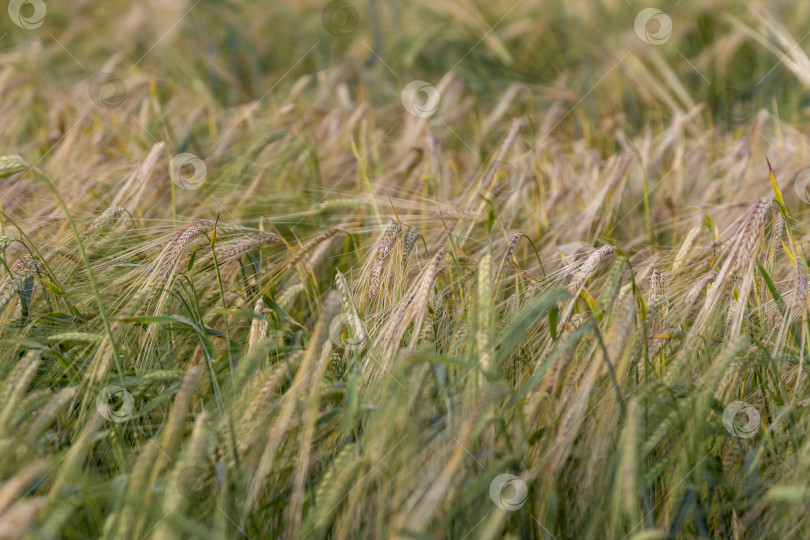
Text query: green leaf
0 338 47 349
18 274 34 319
45 333 103 344
208 307 268 321
119 315 198 327
33 275 64 296
119 314 218 359
667 486 699 538
265 297 306 329
549 304 559 340
33 312 78 324
211 211 220 248
187 242 198 272
340 370 362 440
767 157 787 215
765 485 810 502
495 287 570 368
757 261 786 314
204 327 226 338
517 323 590 398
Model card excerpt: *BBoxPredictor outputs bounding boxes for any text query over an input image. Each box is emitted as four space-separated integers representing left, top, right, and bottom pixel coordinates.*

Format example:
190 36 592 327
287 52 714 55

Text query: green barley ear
492 232 521 294
0 256 37 313
0 352 40 439
153 411 210 540
0 154 29 176
611 398 641 531
246 298 269 352
110 443 160 540
48 414 105 497
39 499 80 539
153 366 203 472
0 497 47 538
281 228 340 273
475 250 493 375
368 222 402 300
9 7 810 538
21 386 78 448
597 257 628 325
0 460 49 517
277 282 305 310
241 294 339 526
672 225 701 272
568 246 615 294
335 269 367 350
301 444 361 540
85 206 126 235
236 352 302 453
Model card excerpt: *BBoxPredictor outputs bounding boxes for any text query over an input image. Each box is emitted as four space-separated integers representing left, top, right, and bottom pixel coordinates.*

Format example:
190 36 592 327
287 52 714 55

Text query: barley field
2 0 810 538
